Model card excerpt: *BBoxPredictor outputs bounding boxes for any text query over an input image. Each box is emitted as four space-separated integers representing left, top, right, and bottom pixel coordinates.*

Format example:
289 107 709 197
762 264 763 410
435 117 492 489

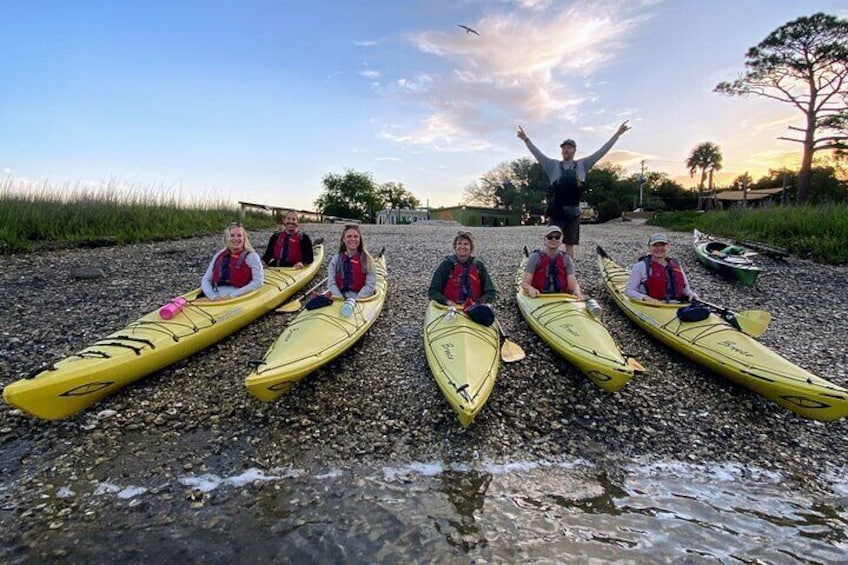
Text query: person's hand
517 125 529 142
294 261 304 269
617 120 631 136
689 293 700 302
524 286 539 298
643 295 661 304
576 292 585 300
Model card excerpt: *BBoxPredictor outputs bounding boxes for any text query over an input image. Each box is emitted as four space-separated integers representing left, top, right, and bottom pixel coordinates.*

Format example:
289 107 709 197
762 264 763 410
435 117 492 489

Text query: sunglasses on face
546 233 562 240
228 222 243 228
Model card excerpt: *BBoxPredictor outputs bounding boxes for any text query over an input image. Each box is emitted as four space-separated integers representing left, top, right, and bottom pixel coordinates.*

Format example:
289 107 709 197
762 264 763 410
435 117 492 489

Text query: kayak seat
705 242 726 255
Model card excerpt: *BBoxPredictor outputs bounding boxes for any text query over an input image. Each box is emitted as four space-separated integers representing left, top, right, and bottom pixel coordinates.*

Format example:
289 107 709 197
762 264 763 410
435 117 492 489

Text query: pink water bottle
159 297 187 320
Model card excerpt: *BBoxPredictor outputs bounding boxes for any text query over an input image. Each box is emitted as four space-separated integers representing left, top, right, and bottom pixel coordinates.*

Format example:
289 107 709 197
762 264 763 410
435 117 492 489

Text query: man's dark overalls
546 162 582 224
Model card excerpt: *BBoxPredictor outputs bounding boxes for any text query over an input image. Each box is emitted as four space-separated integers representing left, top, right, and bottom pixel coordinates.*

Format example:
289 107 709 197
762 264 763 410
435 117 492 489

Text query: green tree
463 158 548 222
638 172 696 211
379 182 420 210
314 170 383 223
752 166 846 204
730 173 754 191
715 12 848 204
686 142 723 209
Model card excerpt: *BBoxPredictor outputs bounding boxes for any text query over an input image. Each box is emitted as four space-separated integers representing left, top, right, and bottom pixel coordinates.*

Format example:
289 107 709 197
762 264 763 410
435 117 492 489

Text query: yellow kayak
244 253 387 402
3 244 325 420
516 288 638 393
423 301 500 427
597 246 848 421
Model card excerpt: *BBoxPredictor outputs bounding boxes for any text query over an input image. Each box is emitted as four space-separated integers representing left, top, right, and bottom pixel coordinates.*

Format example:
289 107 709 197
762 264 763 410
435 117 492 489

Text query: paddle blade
275 299 302 313
735 310 771 337
501 339 526 363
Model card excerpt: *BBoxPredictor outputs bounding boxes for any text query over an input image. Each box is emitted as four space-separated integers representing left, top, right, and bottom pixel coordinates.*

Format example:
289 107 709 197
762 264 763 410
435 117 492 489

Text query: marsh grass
0 178 279 253
649 203 848 264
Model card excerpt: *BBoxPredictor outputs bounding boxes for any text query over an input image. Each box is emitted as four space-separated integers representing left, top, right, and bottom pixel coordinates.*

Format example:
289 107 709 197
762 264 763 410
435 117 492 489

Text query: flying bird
457 24 480 36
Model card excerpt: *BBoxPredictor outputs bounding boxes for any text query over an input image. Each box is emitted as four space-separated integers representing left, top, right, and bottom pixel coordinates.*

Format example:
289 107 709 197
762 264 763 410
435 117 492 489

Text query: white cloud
380 1 652 151
753 114 801 133
394 74 435 94
353 40 378 47
375 156 401 162
2 168 12 175
602 149 647 168
511 0 552 9
360 69 381 79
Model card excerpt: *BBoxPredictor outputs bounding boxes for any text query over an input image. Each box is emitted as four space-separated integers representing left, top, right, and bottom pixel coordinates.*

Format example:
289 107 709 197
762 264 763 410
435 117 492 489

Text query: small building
376 208 430 225
714 187 785 209
430 206 521 227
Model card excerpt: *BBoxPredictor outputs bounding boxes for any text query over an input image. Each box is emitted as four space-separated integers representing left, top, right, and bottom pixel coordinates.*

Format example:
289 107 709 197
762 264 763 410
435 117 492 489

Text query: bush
596 200 623 223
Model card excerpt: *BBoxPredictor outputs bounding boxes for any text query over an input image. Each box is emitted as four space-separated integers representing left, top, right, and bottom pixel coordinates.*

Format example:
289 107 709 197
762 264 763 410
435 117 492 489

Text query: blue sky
2 0 846 210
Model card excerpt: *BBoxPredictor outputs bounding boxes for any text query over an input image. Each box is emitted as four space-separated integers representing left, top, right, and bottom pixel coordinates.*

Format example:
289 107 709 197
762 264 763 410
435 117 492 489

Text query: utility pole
742 173 748 209
638 160 646 208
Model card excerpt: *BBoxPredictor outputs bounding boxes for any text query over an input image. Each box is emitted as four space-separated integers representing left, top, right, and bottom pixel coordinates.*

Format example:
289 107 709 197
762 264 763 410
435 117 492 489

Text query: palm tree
686 142 723 210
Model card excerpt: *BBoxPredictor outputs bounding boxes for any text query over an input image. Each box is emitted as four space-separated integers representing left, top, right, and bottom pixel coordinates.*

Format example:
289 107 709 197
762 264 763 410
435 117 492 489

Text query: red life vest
530 251 570 293
212 250 254 289
443 257 483 303
272 231 303 265
334 252 367 293
642 256 687 301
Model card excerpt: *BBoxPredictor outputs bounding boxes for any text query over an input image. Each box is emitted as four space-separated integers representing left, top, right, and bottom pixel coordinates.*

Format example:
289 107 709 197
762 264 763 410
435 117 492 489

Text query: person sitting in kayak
262 210 314 269
625 233 699 304
200 222 264 301
327 224 377 303
428 231 498 324
520 225 585 299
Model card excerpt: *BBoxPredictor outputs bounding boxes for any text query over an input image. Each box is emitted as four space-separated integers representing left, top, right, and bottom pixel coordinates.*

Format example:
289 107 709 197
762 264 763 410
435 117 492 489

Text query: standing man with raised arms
517 121 631 259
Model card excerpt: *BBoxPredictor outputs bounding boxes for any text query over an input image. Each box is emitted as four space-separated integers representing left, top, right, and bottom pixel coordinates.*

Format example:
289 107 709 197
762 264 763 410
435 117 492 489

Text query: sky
2 0 846 210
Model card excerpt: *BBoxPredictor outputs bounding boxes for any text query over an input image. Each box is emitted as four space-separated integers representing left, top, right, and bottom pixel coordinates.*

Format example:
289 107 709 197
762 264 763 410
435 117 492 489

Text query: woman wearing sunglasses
200 222 264 301
520 225 584 299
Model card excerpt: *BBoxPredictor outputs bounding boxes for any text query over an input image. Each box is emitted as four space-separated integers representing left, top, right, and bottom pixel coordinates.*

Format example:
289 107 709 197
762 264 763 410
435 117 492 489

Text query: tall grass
0 178 279 253
649 203 848 264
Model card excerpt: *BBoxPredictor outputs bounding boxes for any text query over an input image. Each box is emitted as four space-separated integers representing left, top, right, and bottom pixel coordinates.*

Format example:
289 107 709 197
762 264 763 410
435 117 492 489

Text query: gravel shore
1 221 847 552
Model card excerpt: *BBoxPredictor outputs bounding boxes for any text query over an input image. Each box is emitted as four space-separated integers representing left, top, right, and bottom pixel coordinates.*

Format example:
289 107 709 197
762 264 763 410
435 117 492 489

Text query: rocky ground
1 221 847 557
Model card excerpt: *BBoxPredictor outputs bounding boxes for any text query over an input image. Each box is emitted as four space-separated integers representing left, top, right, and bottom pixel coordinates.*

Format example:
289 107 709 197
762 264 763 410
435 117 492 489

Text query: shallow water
5 459 848 563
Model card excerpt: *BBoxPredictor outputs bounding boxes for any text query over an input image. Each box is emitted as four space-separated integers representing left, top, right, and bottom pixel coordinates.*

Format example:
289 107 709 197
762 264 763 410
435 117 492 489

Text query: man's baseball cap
649 233 669 245
560 139 577 148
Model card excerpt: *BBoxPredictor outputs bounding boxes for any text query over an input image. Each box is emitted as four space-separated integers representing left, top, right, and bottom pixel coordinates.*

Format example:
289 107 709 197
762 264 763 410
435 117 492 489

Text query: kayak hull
597 246 848 421
245 254 388 402
3 245 325 420
516 291 635 392
693 229 761 286
423 301 499 427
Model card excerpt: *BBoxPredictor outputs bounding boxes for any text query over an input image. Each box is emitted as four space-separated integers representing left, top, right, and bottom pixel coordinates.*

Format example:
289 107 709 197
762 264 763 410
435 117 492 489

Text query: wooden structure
714 188 784 208
237 201 357 224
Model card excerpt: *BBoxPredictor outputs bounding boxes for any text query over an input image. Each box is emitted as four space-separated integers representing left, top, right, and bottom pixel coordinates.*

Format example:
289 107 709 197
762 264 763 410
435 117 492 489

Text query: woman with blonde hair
327 225 377 314
200 222 264 301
